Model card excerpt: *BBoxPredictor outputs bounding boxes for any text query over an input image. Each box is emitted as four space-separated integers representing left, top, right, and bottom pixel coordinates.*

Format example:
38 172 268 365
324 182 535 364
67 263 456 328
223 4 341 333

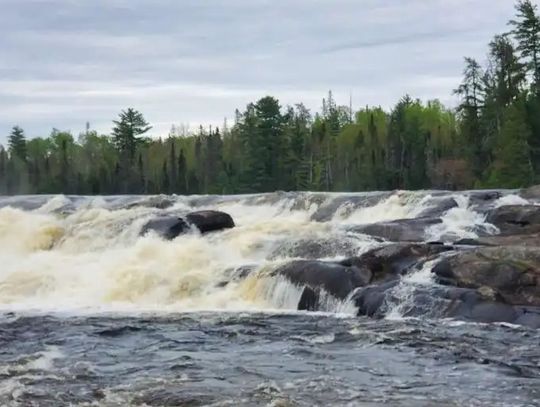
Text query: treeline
1 0 540 195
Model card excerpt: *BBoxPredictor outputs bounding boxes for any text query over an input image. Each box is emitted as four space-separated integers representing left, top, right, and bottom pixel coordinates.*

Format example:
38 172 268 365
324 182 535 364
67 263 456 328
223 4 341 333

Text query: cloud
0 0 516 142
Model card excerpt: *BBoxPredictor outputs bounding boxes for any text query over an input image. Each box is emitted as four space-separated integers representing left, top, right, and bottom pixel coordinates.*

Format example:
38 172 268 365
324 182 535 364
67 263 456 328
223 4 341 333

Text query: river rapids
0 191 538 406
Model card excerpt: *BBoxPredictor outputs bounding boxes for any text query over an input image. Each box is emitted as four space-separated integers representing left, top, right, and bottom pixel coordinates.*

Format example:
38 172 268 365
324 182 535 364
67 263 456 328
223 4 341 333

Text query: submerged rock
141 210 234 239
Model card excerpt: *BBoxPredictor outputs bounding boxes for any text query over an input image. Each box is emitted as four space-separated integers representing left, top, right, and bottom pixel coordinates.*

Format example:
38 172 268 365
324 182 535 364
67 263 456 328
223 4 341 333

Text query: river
0 191 538 406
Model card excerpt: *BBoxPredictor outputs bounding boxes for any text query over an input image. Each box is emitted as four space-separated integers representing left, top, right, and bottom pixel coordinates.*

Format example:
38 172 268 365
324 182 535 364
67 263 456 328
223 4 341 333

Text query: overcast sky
0 0 522 143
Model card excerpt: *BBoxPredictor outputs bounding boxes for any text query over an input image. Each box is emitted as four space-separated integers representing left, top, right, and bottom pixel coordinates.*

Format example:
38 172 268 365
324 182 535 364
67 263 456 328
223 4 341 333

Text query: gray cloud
0 0 517 142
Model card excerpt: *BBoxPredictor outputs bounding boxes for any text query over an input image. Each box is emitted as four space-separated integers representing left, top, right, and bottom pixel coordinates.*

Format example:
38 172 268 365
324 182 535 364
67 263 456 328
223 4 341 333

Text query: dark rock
350 217 442 242
353 281 398 317
457 233 540 247
432 247 540 306
469 302 518 323
186 210 235 233
274 260 372 301
267 237 359 260
343 243 453 282
140 216 190 240
454 238 494 247
125 195 175 209
417 197 458 218
310 193 391 222
141 210 235 239
217 265 258 288
298 286 320 311
468 191 503 206
441 288 517 323
486 205 540 235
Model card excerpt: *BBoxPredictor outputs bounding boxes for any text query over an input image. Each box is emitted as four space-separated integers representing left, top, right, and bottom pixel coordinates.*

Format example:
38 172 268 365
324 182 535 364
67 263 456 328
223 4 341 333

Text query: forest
1 0 540 195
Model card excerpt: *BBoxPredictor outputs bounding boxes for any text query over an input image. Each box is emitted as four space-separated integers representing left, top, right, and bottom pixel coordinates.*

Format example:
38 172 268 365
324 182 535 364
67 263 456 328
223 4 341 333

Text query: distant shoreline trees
1 0 540 195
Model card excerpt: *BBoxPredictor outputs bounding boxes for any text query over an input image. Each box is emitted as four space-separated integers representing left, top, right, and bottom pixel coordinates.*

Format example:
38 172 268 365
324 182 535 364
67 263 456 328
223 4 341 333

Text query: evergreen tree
112 108 152 161
487 100 534 187
8 126 27 162
111 108 151 193
454 58 487 177
510 0 540 91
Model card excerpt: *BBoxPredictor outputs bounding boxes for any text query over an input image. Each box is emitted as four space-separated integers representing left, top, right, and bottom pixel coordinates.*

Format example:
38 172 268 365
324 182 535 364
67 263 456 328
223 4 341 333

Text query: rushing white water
425 195 499 242
0 191 509 315
384 259 440 320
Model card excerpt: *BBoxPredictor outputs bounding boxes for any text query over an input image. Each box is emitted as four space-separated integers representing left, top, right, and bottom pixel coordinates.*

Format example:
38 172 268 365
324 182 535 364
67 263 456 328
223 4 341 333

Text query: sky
0 0 523 143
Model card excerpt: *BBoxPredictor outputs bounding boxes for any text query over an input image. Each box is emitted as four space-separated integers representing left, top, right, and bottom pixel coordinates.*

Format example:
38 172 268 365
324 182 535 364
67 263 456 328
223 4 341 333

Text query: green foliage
486 100 534 187
510 0 540 91
8 126 27 162
1 1 539 195
112 108 152 161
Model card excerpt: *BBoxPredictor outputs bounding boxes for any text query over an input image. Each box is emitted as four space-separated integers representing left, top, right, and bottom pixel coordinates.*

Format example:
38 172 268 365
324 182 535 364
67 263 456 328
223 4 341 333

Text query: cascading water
0 190 506 315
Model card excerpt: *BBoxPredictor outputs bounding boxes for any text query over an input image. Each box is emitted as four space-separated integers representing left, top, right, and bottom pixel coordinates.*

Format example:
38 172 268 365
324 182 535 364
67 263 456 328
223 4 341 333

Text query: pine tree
487 100 534 188
454 58 487 177
112 108 152 161
510 0 540 92
487 35 526 107
8 126 27 162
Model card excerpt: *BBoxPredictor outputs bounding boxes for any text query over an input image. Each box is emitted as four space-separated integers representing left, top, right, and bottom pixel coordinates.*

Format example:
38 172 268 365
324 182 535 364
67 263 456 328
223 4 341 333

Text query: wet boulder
141 210 234 239
456 233 540 247
350 217 442 242
416 197 458 218
441 287 518 323
352 280 398 317
343 243 453 282
468 191 503 208
486 205 540 235
437 287 540 327
185 210 235 233
353 281 540 327
310 193 390 222
267 237 360 260
217 265 258 287
274 260 372 302
140 216 190 240
125 195 175 210
432 246 540 307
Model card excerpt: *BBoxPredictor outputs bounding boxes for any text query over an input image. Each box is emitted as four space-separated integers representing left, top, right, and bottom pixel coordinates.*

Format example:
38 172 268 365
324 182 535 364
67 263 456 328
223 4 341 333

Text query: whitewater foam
0 191 508 314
